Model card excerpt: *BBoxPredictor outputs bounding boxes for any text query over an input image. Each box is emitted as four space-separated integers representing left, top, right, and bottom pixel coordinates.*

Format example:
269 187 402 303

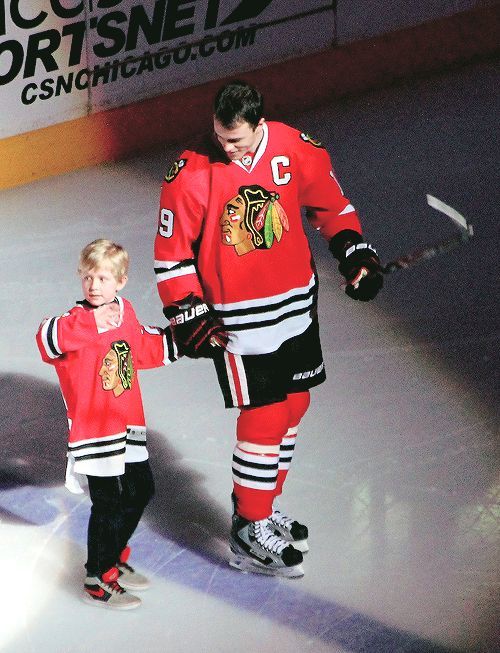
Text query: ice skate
229 515 304 578
269 506 309 553
83 566 141 610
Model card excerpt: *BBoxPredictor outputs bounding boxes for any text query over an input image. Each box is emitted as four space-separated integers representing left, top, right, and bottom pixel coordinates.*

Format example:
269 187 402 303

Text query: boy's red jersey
154 121 362 355
36 296 178 478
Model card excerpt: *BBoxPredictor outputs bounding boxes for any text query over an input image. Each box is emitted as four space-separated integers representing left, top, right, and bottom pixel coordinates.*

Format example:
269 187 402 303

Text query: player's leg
268 390 311 552
275 390 311 498
268 316 326 551
213 351 304 577
233 401 288 520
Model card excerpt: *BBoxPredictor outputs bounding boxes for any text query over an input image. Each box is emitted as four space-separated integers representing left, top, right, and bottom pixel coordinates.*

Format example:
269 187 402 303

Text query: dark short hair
213 80 264 129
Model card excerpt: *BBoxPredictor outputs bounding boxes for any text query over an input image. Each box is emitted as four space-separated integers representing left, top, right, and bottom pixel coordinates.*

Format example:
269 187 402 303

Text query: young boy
36 239 179 609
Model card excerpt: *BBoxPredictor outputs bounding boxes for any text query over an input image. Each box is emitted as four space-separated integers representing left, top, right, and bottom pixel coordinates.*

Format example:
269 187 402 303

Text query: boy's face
80 265 127 306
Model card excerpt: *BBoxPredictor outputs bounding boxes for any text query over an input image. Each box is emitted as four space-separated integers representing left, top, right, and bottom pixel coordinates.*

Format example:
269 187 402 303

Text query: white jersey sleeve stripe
41 316 62 358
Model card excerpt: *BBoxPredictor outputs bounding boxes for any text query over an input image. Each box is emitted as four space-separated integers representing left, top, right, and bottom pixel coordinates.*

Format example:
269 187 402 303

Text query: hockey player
36 239 180 608
154 80 383 577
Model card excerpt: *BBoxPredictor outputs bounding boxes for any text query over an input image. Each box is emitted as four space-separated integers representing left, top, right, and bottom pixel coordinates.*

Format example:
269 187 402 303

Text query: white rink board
0 0 336 139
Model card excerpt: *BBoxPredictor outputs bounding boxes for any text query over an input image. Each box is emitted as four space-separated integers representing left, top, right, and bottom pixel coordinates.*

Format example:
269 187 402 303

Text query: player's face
213 118 264 161
80 265 126 306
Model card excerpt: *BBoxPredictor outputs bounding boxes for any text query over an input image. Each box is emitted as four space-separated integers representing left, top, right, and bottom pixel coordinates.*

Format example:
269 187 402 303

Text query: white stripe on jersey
125 427 149 464
40 316 61 359
155 266 197 283
213 274 315 313
226 312 312 355
214 274 315 355
339 203 355 214
69 432 127 457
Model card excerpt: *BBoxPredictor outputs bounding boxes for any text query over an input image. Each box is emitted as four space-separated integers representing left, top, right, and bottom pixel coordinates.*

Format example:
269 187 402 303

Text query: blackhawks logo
220 185 289 256
164 158 187 183
300 132 324 148
99 340 133 397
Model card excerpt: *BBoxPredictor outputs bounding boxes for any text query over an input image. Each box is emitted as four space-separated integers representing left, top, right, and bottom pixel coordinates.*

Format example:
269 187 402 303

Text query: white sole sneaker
82 590 141 610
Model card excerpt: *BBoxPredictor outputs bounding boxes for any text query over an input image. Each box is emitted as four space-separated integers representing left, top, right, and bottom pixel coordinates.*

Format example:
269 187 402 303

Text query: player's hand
329 230 383 302
94 302 121 329
164 293 228 358
339 243 383 301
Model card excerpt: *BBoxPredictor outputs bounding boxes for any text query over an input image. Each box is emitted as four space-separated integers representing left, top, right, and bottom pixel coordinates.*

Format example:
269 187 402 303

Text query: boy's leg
114 460 155 591
116 460 155 554
84 474 141 609
86 474 124 577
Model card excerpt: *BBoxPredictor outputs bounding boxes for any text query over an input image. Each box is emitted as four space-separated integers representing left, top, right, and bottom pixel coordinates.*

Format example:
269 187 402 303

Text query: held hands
164 293 228 358
330 230 384 301
94 302 121 329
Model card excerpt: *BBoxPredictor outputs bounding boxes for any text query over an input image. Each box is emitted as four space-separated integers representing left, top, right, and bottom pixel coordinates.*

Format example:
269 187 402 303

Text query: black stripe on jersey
73 447 127 462
215 286 316 319
69 436 126 452
232 469 277 483
164 326 178 362
46 317 60 357
224 303 313 332
232 454 279 471
126 438 147 447
154 258 196 274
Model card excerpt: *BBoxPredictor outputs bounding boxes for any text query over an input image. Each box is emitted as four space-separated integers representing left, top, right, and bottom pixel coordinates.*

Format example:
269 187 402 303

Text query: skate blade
229 553 304 578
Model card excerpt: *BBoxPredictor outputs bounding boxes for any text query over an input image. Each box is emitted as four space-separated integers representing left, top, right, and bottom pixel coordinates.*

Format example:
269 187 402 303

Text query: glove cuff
344 242 379 259
328 229 363 260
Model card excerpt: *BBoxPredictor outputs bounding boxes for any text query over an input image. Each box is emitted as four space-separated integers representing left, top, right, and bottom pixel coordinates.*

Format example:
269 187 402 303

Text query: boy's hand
94 302 120 329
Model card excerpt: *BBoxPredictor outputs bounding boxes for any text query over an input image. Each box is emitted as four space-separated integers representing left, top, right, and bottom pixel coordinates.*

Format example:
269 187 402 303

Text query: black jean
85 460 155 576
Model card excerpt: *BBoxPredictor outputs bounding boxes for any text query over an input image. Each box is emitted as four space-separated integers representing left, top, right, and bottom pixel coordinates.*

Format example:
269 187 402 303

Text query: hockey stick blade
382 196 473 274
426 194 470 231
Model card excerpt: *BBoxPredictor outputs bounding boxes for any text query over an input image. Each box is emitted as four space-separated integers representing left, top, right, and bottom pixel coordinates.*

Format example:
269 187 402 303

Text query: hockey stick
343 195 474 290
381 195 474 274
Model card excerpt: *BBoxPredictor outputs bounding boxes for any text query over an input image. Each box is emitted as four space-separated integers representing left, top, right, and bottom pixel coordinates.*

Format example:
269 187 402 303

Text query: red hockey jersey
36 296 179 480
154 121 362 355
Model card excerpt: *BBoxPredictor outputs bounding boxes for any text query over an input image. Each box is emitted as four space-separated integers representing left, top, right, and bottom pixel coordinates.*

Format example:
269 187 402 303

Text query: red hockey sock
232 401 289 521
274 391 310 498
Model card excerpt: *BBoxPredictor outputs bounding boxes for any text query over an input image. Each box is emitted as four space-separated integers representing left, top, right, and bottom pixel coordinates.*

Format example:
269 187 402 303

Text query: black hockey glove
329 230 383 301
163 293 229 358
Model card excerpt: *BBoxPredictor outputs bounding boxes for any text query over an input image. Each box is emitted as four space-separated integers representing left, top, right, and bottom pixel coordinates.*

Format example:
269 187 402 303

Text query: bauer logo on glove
168 302 209 326
164 293 228 358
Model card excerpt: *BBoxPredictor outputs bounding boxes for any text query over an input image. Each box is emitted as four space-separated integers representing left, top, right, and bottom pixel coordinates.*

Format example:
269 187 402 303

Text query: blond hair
78 239 129 280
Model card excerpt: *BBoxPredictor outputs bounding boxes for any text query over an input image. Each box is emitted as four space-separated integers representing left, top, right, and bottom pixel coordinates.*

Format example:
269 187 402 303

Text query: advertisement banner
0 1 336 139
